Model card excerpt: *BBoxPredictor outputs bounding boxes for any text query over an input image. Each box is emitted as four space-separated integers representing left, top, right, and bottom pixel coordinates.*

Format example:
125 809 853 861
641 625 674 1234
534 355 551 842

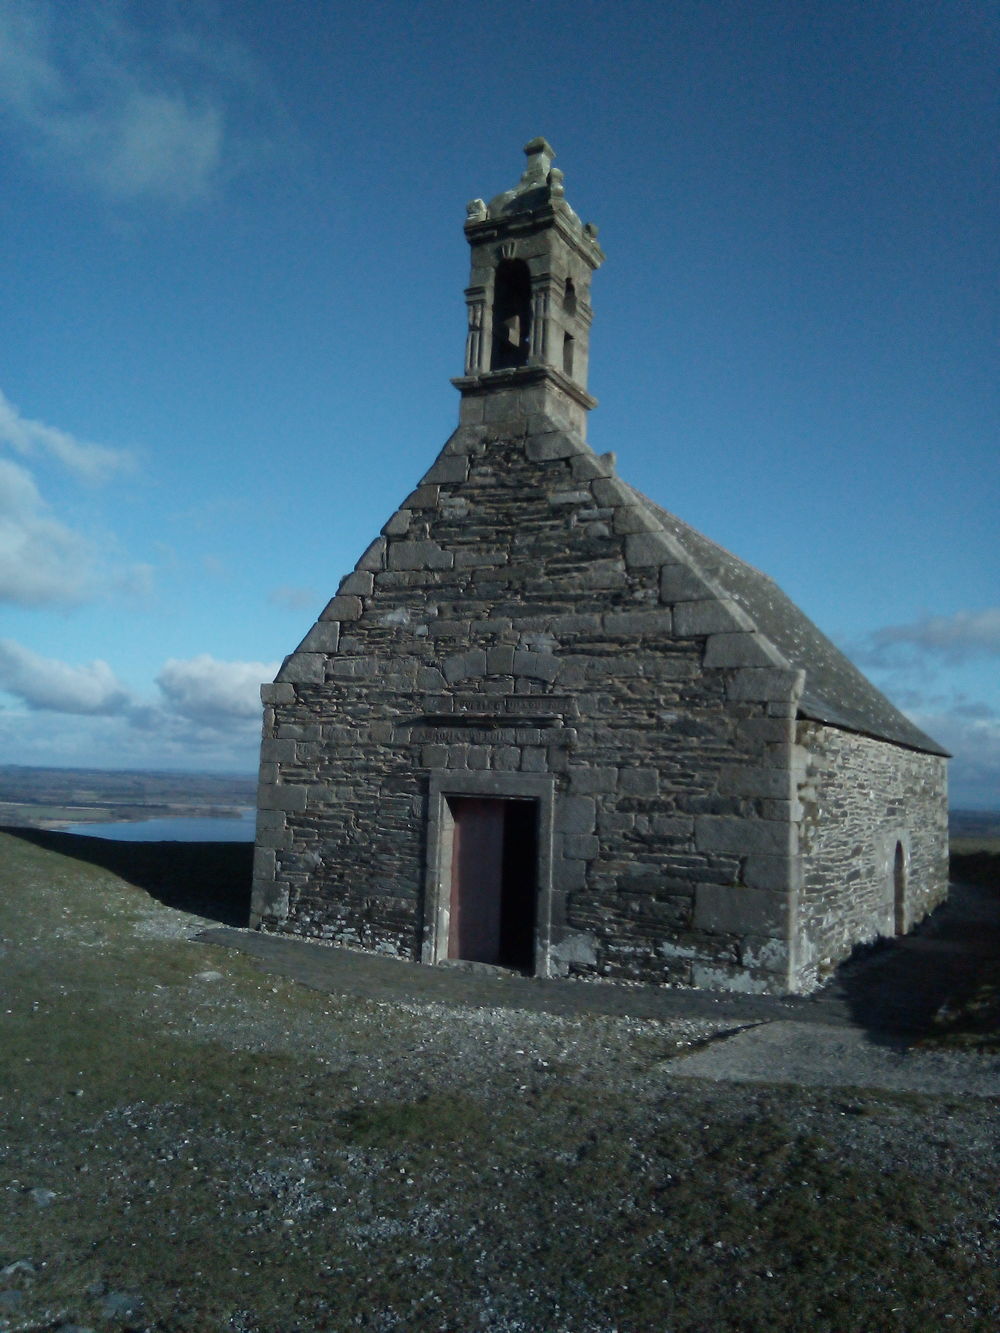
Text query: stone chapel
252 138 949 994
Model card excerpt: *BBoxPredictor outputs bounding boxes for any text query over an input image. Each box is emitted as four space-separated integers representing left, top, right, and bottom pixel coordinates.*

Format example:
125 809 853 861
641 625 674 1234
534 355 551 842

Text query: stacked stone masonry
252 139 948 995
795 723 949 988
264 427 762 985
252 413 947 994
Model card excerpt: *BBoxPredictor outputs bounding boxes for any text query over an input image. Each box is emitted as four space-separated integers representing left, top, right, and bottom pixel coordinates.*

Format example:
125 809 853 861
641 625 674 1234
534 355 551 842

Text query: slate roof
630 487 948 757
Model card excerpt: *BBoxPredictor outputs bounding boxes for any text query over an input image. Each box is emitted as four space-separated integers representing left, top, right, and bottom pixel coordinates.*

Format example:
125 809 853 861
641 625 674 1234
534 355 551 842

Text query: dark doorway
491 260 532 369
447 797 538 970
893 841 906 935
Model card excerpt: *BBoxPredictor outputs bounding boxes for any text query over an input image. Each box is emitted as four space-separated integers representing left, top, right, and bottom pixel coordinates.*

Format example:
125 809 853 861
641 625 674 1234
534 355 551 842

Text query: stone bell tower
452 137 605 439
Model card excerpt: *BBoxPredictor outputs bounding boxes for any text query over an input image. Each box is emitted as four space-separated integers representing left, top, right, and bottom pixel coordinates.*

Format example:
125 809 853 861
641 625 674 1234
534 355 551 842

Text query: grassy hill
0 830 997 1331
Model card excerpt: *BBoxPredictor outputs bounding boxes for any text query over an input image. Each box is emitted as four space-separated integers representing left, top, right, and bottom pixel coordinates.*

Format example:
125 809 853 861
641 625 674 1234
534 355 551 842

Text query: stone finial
466 198 487 221
521 136 556 183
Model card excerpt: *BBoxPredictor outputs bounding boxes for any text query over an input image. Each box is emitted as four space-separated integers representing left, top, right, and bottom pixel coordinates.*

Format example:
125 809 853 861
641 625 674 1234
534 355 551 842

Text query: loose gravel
1 830 997 1333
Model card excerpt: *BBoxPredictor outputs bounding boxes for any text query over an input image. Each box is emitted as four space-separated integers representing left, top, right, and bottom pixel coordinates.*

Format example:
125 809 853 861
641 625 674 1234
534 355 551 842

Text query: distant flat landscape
0 765 257 831
950 808 1000 855
1 764 997 846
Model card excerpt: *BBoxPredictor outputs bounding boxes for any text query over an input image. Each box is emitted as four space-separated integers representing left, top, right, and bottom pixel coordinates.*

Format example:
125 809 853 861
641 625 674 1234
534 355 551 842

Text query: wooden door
448 798 506 963
447 797 538 968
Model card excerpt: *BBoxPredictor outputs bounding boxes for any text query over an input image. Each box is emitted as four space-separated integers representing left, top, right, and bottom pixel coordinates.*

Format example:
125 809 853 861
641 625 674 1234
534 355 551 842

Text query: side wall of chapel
794 721 949 988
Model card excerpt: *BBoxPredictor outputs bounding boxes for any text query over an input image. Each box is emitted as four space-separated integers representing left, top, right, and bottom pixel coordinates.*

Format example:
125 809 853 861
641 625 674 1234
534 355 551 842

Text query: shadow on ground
4 827 253 928
5 827 997 1047
802 872 1000 1044
196 872 999 1047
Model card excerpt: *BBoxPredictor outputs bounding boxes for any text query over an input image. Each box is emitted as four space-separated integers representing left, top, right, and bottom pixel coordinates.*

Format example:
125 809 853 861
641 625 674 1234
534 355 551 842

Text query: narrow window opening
562 332 575 377
491 260 532 369
563 277 577 316
447 796 538 971
893 841 906 935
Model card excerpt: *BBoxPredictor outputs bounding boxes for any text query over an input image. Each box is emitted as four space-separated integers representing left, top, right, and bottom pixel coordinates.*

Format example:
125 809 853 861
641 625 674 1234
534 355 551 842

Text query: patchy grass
0 831 997 1332
934 849 1000 1051
924 965 1000 1054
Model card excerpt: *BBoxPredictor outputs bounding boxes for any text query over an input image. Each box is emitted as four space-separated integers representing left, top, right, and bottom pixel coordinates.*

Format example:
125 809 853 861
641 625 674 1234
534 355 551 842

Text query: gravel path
197 876 1000 1099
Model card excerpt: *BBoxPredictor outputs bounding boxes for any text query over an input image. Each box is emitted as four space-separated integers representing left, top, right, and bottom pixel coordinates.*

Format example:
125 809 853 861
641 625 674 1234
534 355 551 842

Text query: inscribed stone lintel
415 713 568 729
422 693 581 719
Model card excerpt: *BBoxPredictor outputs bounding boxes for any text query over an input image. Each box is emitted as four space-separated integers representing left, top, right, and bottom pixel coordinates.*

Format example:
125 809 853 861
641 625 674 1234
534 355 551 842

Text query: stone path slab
664 1019 1000 1098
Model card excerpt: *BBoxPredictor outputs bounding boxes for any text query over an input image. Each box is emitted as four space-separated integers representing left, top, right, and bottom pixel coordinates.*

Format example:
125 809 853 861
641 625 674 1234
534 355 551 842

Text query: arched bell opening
563 276 578 316
491 259 532 369
562 332 575 377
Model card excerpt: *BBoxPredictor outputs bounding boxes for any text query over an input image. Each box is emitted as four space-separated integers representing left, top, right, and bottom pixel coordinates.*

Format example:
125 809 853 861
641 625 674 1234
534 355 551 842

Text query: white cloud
268 585 319 612
0 642 277 771
0 387 131 480
0 707 260 774
869 607 1000 663
156 654 278 725
848 607 1000 671
82 87 223 204
0 457 98 605
0 1 258 205
906 704 1000 809
0 637 132 714
0 388 150 606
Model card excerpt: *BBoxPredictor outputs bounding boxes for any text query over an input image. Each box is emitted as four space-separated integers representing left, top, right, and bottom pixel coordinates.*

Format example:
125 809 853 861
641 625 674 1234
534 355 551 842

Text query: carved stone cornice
451 363 598 412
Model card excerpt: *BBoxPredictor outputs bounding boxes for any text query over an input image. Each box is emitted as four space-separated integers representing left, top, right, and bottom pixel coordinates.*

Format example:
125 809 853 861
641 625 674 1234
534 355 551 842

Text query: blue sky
0 0 996 806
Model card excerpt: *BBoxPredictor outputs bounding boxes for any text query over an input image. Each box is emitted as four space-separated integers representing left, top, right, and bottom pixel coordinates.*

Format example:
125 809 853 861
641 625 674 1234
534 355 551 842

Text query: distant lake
56 809 256 842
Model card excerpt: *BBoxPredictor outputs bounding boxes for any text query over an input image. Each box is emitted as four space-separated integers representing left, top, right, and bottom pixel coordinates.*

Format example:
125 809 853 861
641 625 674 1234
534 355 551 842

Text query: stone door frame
422 770 556 975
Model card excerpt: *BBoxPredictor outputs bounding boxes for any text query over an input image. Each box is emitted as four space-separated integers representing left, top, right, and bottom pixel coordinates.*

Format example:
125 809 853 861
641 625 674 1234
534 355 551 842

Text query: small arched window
563 277 578 316
491 260 532 369
893 841 907 934
562 332 575 377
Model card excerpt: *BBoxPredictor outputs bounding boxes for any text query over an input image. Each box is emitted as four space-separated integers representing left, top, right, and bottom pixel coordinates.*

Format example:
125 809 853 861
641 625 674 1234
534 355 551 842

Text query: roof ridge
624 483 783 589
621 481 947 757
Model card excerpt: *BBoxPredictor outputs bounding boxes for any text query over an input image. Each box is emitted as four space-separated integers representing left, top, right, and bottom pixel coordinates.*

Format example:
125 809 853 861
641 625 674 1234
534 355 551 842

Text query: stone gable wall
253 419 803 993
794 721 949 988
